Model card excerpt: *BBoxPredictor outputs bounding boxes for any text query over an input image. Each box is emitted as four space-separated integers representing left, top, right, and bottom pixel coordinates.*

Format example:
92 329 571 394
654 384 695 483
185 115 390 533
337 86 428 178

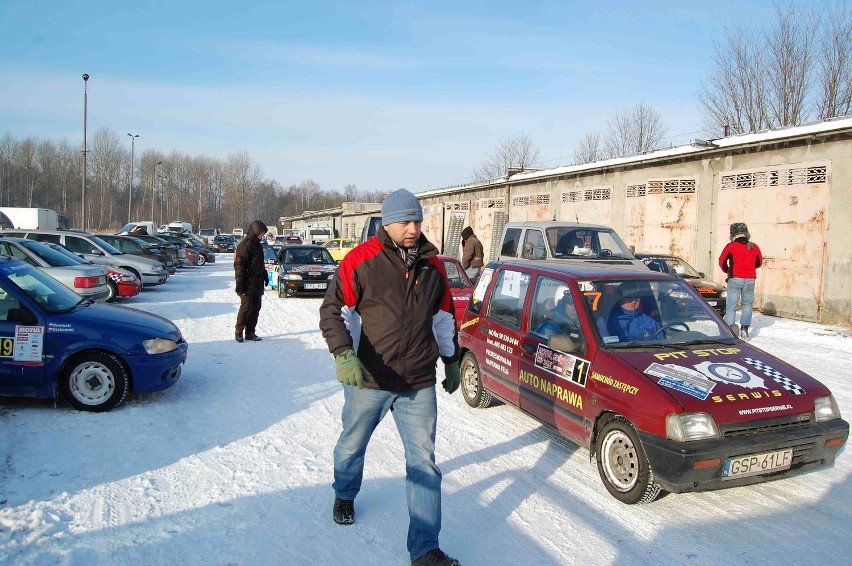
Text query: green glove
442 361 460 394
335 350 366 388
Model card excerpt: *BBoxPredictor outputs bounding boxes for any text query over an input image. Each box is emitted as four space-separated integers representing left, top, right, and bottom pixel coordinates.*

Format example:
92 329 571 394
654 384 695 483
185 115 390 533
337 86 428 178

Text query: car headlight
152 264 163 272
283 273 302 280
667 290 691 299
814 395 841 422
721 290 727 298
666 412 719 441
143 338 178 354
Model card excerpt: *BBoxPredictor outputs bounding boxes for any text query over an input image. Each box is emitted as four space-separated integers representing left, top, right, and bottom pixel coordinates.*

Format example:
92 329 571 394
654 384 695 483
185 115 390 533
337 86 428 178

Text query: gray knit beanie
729 222 749 241
381 189 423 226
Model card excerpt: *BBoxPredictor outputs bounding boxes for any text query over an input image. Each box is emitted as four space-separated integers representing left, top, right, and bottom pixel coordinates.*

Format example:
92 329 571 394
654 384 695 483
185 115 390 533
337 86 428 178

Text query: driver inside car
605 282 664 342
534 287 581 339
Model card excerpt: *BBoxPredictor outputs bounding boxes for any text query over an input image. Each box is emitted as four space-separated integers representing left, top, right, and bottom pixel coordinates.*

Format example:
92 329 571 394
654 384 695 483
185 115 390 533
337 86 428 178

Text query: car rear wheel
595 416 662 504
197 253 207 266
106 279 118 303
460 352 492 408
60 351 129 412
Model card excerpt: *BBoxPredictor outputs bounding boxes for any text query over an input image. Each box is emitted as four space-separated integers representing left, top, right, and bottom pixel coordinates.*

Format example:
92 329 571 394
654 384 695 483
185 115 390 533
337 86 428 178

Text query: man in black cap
320 188 461 566
460 226 483 283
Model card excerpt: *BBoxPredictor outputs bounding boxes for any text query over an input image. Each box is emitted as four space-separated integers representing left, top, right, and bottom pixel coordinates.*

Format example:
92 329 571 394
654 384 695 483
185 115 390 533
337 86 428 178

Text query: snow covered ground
1 258 849 565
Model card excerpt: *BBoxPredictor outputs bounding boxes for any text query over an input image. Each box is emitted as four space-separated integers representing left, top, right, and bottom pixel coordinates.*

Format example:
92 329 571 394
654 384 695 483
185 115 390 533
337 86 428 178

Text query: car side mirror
699 271 705 278
7 306 37 325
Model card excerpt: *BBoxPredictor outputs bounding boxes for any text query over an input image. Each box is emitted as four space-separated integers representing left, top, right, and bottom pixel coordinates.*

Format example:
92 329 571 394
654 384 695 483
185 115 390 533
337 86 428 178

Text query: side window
521 229 546 260
0 242 9 257
0 280 22 322
28 233 61 244
7 245 36 265
530 277 579 337
485 269 530 329
64 236 93 254
499 228 521 257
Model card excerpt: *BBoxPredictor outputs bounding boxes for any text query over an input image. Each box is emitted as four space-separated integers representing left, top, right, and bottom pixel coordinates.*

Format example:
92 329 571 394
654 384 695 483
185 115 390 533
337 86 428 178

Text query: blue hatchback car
0 257 188 411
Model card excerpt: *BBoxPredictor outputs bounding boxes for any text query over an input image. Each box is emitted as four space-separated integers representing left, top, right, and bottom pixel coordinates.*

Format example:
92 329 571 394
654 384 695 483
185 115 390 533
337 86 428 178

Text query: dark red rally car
437 255 474 329
457 260 848 504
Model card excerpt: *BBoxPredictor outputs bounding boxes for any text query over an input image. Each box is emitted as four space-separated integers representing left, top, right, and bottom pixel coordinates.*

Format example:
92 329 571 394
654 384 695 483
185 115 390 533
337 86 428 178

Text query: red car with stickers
457 261 848 504
437 255 474 329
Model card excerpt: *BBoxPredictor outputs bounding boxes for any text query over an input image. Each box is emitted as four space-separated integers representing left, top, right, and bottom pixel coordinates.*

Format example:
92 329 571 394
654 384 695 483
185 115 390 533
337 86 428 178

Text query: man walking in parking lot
319 189 462 566
234 220 268 342
719 222 763 338
460 226 483 283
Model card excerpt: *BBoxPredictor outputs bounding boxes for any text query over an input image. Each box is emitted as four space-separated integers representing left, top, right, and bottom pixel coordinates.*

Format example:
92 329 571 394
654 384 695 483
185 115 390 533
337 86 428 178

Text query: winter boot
235 332 244 343
740 325 749 339
333 497 354 525
411 548 461 566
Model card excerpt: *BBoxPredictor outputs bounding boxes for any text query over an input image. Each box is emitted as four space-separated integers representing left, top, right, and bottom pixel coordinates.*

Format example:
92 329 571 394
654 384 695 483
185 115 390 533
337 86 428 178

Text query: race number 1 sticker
14 325 44 362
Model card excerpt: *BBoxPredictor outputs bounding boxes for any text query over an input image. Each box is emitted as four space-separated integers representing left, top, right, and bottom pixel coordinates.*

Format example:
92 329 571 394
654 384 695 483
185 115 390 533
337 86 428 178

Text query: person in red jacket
718 222 763 338
319 189 461 566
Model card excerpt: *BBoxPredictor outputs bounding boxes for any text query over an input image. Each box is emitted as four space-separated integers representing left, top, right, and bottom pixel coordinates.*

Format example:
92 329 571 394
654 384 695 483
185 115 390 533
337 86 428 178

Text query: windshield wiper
674 338 738 347
606 342 671 349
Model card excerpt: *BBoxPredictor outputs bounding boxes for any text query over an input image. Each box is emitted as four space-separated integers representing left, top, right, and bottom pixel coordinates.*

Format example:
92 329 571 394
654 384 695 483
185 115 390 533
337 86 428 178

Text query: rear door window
499 228 521 257
485 269 531 329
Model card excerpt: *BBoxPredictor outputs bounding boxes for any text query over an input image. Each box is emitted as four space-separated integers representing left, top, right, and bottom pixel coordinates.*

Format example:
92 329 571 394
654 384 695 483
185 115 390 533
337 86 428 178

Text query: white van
167 221 193 235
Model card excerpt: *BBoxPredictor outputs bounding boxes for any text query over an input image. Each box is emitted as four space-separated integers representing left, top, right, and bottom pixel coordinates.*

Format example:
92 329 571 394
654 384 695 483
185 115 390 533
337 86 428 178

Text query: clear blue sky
0 0 782 193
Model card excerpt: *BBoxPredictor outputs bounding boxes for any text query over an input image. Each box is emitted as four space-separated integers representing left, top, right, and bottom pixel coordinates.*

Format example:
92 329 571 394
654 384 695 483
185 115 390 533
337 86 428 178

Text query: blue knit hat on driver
381 188 423 226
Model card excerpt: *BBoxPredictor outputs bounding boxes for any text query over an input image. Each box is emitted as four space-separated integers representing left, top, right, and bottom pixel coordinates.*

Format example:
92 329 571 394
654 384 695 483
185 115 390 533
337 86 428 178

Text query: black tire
59 351 129 412
197 253 207 266
595 416 662 504
106 279 118 303
460 351 492 408
278 284 286 298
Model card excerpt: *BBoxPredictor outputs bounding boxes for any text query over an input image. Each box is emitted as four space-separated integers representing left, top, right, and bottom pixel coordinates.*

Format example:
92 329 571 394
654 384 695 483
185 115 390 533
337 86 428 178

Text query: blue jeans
724 277 756 326
465 266 481 284
333 385 442 561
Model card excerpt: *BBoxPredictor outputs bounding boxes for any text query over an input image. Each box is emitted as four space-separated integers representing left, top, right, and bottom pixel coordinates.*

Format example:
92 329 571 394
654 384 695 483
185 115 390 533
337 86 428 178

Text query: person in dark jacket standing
718 222 763 338
234 220 268 342
319 189 461 566
460 226 483 283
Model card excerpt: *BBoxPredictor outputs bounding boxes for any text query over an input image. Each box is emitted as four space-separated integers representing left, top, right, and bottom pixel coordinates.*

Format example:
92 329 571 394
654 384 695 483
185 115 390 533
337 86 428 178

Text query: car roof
491 259 671 281
504 220 613 230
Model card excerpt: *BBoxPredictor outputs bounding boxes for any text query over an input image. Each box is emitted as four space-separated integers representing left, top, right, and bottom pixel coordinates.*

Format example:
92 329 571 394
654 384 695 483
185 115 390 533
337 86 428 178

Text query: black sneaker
411 548 460 566
246 335 262 341
333 497 354 525
741 325 750 338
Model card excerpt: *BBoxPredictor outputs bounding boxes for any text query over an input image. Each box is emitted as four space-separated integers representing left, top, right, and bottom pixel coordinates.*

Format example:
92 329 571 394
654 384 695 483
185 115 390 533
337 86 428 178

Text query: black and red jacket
718 239 763 279
319 229 458 392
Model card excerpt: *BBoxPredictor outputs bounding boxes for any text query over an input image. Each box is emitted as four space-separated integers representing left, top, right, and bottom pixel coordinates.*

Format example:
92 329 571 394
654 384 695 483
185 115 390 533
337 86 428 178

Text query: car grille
301 271 329 281
722 413 812 439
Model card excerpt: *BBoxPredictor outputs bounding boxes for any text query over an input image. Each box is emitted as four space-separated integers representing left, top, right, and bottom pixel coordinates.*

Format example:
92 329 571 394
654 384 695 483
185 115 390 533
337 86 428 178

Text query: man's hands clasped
335 350 367 389
442 361 460 394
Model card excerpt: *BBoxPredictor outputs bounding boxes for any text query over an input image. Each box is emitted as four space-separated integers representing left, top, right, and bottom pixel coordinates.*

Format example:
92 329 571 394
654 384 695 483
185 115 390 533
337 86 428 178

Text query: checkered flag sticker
742 358 805 395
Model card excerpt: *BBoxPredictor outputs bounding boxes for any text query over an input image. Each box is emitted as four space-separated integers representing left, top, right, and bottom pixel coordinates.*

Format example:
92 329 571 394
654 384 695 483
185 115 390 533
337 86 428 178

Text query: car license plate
304 283 327 290
722 448 793 479
707 300 717 306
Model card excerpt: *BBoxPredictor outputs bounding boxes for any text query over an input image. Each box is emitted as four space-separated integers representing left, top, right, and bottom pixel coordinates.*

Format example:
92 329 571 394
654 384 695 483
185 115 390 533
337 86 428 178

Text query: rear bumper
79 287 111 303
639 418 849 493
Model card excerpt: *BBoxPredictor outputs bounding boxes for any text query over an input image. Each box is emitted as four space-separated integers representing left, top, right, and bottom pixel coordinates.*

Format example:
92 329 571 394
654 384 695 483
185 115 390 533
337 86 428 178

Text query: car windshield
546 227 634 259
42 242 89 264
89 235 123 255
579 277 733 347
282 248 336 265
20 240 83 267
642 256 703 278
0 262 85 314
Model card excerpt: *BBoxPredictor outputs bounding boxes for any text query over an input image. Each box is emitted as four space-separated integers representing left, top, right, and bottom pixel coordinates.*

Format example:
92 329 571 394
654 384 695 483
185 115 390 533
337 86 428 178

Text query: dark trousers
235 294 262 337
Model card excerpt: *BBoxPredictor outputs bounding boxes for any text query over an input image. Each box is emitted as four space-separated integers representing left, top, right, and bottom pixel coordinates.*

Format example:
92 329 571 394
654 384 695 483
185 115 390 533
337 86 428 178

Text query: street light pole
152 160 162 222
126 133 139 221
81 73 89 230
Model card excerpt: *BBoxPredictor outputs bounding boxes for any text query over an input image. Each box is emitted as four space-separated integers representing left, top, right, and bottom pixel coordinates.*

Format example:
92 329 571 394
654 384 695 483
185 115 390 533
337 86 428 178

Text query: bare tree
343 183 360 202
472 133 540 183
604 102 667 157
572 132 605 164
816 1 852 119
765 1 815 127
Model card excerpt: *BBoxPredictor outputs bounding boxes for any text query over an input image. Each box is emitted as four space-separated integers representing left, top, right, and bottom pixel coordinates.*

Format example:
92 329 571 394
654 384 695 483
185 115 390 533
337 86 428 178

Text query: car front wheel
196 253 206 266
460 352 491 408
60 351 129 412
595 416 662 504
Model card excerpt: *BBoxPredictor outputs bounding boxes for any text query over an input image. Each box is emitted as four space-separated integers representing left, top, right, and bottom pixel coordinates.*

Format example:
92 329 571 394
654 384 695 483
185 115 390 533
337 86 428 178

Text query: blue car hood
52 303 182 341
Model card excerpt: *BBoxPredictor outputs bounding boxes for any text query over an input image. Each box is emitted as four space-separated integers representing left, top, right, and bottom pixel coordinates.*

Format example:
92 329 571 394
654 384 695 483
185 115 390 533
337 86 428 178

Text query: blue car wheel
61 351 129 412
